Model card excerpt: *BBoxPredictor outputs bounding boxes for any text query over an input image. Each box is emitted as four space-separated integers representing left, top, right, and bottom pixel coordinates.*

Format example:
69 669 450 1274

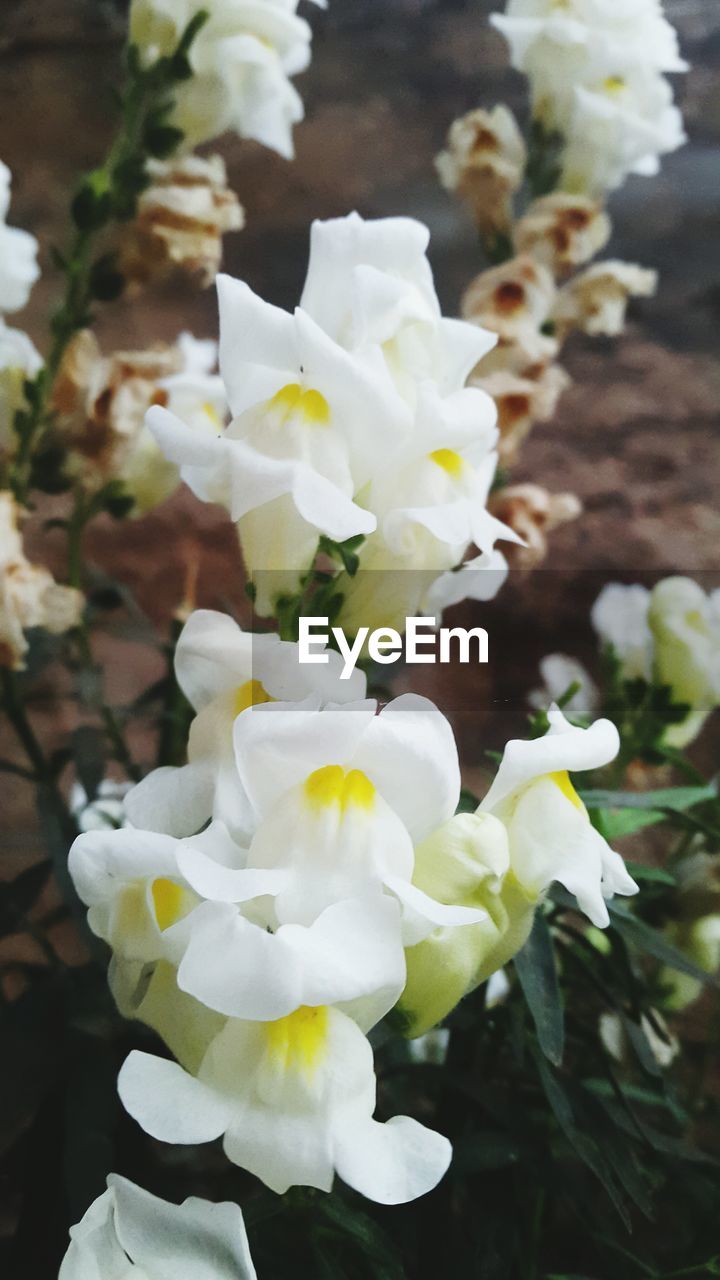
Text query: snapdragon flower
59 1174 256 1279
399 707 638 1036
0 161 40 315
126 607 366 840
119 1003 451 1203
130 0 324 158
552 260 657 339
149 213 508 621
491 0 687 194
435 105 527 239
592 577 720 746
513 193 611 277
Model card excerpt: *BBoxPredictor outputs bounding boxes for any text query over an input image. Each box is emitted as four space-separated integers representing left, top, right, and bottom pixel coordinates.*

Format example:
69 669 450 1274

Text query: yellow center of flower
265 1005 329 1077
234 678 274 716
270 383 331 425
304 764 376 812
429 448 465 478
151 878 187 931
603 76 626 94
549 770 586 814
202 401 222 428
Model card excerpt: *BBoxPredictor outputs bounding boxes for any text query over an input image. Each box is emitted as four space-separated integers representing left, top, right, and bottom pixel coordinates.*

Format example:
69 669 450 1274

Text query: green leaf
455 787 480 815
580 784 716 840
624 863 676 887
144 122 185 158
608 902 720 988
514 913 564 1066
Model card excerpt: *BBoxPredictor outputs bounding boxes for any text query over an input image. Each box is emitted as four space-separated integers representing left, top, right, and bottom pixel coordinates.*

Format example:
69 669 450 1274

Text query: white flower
126 607 366 840
648 577 720 746
130 0 320 157
491 2 687 194
59 1174 256 1279
552 260 657 338
0 492 83 670
0 161 40 315
118 1003 451 1203
71 778 132 832
149 213 508 620
399 708 638 1035
435 106 527 237
591 582 653 679
0 319 42 455
513 193 611 277
529 653 599 719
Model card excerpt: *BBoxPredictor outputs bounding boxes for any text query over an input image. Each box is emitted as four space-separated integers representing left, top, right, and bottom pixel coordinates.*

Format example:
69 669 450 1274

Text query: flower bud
648 576 720 747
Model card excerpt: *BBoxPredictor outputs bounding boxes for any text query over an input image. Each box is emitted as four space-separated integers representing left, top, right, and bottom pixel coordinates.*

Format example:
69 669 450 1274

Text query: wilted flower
70 778 132 832
0 319 42 458
130 0 323 157
513 193 611 277
59 1174 256 1279
471 364 570 465
0 161 40 315
0 492 83 670
121 152 244 287
399 707 638 1036
119 1003 452 1203
462 255 557 361
435 105 526 239
52 330 226 513
552 260 657 338
488 483 582 569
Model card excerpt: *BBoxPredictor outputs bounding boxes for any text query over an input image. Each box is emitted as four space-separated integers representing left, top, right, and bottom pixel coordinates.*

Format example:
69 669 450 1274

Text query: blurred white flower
648 577 720 746
0 492 83 670
0 319 42 457
0 161 40 315
491 0 687 193
435 105 527 238
529 653 599 719
130 0 322 157
591 582 653 678
552 260 657 338
119 1004 451 1203
471 364 570 465
71 778 132 832
462 255 557 362
488 483 582 570
59 1174 256 1280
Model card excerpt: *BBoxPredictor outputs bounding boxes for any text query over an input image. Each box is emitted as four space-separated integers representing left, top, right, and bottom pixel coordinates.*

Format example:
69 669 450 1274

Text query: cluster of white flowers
0 492 83 670
59 1175 256 1279
147 212 515 625
491 0 687 194
532 577 720 749
130 0 327 159
69 610 638 1202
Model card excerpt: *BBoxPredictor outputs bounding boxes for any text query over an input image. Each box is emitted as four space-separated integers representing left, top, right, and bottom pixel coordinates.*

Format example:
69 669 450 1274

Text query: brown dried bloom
513 193 611 278
436 106 526 238
120 153 244 288
488 483 582 570
471 364 571 465
462 255 558 373
0 492 83 670
552 260 658 339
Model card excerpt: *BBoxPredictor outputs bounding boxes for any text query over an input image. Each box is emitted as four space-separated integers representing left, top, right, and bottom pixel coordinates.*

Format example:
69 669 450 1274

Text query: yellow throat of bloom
548 769 587 815
264 1005 330 1078
234 678 275 715
303 764 376 813
269 383 331 426
151 877 190 931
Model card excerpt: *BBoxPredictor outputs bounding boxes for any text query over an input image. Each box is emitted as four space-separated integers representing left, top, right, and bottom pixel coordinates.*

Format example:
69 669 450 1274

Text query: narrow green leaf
514 913 564 1065
609 902 720 988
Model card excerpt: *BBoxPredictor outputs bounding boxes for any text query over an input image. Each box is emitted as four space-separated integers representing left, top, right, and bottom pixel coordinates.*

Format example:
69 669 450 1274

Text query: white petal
385 874 487 946
125 763 215 838
480 708 620 814
334 1115 451 1205
118 1050 232 1145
